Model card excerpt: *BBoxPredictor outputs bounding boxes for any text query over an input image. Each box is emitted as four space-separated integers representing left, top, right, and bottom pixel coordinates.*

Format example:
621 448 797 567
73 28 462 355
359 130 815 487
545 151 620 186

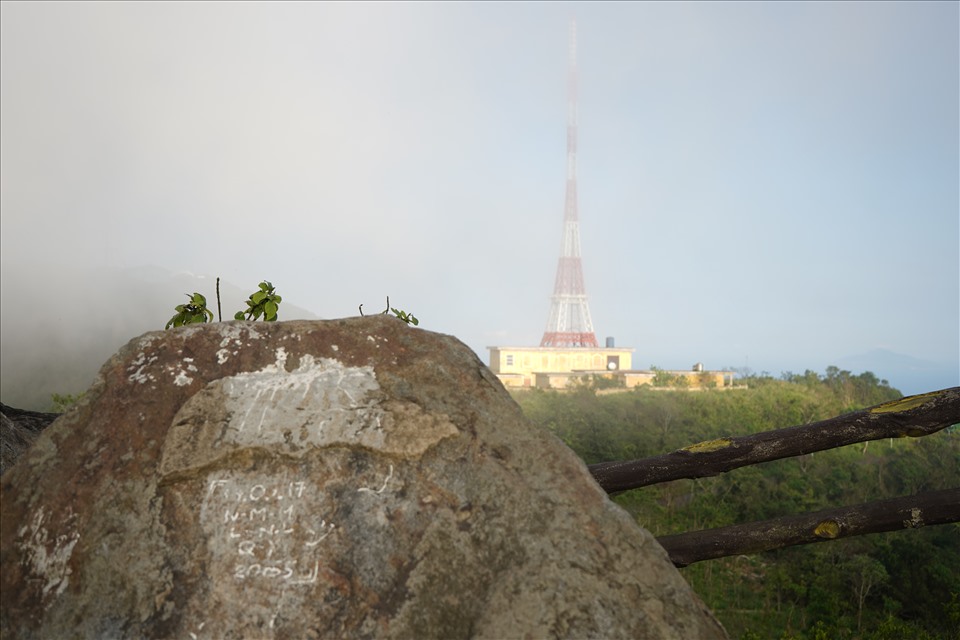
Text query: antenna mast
540 19 599 348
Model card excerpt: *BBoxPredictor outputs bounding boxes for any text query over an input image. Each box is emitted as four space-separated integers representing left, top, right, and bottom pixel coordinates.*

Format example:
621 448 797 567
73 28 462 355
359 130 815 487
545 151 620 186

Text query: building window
506 355 514 366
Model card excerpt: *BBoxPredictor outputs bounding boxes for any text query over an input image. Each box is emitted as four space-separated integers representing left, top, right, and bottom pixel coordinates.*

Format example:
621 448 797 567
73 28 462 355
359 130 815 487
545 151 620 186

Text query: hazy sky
2 1 958 383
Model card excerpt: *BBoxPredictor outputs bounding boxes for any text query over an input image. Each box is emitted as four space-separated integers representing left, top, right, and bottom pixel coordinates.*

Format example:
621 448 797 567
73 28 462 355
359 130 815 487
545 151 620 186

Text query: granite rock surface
0 316 726 639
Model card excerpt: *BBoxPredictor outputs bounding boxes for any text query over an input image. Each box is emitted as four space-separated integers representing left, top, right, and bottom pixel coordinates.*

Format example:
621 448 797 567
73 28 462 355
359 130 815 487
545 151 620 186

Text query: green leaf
264 300 278 320
259 281 271 292
234 311 246 320
251 291 267 305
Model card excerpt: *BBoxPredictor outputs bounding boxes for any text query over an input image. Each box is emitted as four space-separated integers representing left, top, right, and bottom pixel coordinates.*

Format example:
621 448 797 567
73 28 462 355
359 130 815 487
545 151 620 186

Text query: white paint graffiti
217 353 383 449
203 477 335 587
357 464 395 495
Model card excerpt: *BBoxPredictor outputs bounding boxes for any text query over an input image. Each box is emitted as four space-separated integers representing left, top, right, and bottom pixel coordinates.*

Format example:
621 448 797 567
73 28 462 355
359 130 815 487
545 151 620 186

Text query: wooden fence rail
658 488 960 567
585 387 960 567
588 387 959 494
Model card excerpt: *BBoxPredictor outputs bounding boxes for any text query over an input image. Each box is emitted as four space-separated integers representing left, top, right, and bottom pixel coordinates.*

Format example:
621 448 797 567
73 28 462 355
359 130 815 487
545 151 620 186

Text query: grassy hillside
513 371 960 639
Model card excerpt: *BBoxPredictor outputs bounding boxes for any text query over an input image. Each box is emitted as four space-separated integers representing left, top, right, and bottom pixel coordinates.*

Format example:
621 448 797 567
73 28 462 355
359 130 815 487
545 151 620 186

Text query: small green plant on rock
235 281 282 322
165 293 214 329
359 296 418 326
391 307 419 326
163 278 419 330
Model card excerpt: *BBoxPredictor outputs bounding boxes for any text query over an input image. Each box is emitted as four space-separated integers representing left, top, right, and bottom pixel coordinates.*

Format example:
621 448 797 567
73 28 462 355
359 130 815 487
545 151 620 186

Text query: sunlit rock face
0 316 726 639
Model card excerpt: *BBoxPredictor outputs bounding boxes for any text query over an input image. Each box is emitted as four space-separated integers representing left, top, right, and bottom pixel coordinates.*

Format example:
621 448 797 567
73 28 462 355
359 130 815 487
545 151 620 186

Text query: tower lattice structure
541 20 599 349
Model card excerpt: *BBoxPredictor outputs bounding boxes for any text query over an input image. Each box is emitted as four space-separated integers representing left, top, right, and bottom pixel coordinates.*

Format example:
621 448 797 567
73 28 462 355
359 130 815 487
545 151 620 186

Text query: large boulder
0 317 726 639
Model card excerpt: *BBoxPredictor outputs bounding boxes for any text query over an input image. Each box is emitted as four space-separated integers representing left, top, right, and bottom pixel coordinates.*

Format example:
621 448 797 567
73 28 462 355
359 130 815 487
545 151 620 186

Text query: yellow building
488 347 734 390
488 346 634 388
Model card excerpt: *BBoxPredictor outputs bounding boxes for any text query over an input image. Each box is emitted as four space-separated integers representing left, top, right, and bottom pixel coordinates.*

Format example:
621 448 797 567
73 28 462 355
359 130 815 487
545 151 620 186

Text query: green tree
651 366 676 387
699 372 718 388
849 554 889 633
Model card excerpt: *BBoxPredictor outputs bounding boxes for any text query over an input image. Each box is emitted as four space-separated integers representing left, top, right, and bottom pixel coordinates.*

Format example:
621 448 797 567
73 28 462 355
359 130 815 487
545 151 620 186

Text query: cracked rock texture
0 316 726 639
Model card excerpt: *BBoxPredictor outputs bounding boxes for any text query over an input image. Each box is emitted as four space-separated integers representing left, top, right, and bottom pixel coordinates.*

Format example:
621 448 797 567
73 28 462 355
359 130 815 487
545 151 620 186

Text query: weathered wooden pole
657 488 960 567
588 387 960 494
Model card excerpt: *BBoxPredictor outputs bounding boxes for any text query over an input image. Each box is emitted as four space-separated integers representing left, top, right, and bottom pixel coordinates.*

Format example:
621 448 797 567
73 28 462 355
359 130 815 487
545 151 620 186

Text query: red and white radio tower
541 19 600 349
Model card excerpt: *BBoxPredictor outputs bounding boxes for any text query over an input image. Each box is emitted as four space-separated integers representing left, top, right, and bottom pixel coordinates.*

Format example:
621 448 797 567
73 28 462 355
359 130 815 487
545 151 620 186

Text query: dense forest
513 369 960 640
